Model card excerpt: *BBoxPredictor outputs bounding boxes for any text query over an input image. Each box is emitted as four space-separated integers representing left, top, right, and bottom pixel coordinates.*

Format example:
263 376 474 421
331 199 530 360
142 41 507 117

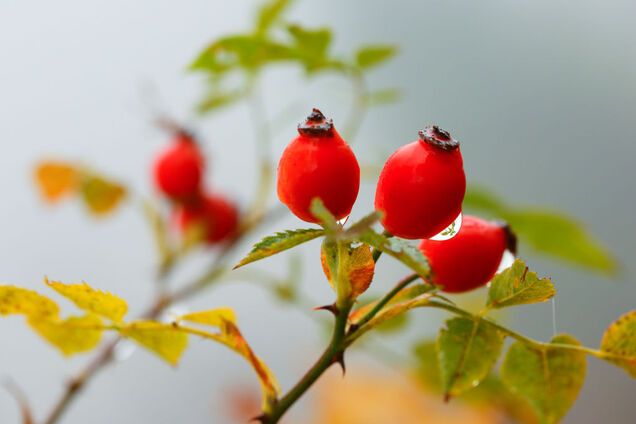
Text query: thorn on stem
314 303 339 316
334 351 346 375
249 413 267 423
443 392 452 403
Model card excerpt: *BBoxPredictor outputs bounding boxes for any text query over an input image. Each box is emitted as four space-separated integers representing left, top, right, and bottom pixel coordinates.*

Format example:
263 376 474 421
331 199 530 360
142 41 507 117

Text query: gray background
1 0 635 423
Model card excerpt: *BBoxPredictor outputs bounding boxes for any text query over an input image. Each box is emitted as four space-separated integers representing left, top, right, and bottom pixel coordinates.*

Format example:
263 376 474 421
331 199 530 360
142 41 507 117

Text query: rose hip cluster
277 109 516 293
153 131 239 245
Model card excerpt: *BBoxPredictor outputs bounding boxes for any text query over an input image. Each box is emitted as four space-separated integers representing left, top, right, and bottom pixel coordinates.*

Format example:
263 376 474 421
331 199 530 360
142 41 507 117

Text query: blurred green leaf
341 211 382 240
437 317 504 398
364 88 402 106
256 0 292 34
350 283 430 325
487 259 555 309
234 228 324 269
375 312 409 333
355 45 397 69
309 198 339 233
197 87 245 113
464 185 618 275
501 334 586 424
600 310 636 377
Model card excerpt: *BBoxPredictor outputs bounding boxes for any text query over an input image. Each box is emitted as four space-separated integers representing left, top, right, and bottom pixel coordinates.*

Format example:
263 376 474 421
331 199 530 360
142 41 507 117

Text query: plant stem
262 302 352 424
352 273 419 330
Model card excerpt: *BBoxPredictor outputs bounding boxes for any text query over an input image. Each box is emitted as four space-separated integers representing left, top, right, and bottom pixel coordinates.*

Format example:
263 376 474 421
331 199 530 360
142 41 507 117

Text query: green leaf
464 185 617 275
501 334 586 424
256 0 292 33
359 230 430 278
413 340 442 390
486 259 555 309
437 317 504 398
234 228 324 269
309 198 338 232
197 88 245 113
121 321 189 366
600 310 636 377
340 211 382 240
29 314 104 356
355 45 397 69
287 24 331 57
45 279 128 322
364 88 402 106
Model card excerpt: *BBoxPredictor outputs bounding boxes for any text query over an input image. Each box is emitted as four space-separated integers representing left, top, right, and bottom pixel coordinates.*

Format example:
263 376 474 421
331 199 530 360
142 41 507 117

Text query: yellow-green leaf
178 308 237 327
309 198 338 233
28 314 104 356
45 279 128 322
487 260 555 309
121 321 188 366
79 173 126 216
501 334 586 424
0 286 59 319
600 310 636 377
437 317 504 398
349 283 430 324
355 45 397 69
34 161 78 203
359 230 430 279
321 243 375 299
234 228 324 269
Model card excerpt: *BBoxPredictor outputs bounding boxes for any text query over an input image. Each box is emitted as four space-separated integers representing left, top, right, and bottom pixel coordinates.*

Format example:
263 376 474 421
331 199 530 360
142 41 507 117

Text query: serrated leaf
437 317 504 398
234 228 324 269
178 308 237 327
120 321 188 366
355 45 397 69
464 185 617 275
359 230 430 278
0 286 59 319
487 259 555 309
501 334 586 424
600 310 636 377
34 161 78 202
28 314 104 356
45 279 128 322
79 173 126 216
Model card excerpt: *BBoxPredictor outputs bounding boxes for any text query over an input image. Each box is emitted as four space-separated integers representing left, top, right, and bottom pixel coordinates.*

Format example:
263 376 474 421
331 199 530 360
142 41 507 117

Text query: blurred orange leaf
34 161 78 202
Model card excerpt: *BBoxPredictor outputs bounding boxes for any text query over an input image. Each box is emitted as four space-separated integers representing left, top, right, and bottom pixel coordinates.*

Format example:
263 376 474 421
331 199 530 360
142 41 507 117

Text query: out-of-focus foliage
34 161 126 217
464 186 617 275
600 310 636 377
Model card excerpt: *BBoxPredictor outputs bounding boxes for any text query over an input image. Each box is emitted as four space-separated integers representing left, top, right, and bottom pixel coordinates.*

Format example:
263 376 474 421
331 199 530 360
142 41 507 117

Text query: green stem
352 273 419 330
262 302 352 424
371 230 393 262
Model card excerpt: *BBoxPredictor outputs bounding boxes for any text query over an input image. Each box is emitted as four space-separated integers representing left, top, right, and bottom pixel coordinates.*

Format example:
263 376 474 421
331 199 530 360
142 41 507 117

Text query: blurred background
1 0 635 423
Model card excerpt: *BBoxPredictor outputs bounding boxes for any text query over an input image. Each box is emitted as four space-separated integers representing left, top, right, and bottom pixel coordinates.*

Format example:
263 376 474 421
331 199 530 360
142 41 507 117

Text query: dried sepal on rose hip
375 126 466 239
277 109 360 223
153 132 205 203
419 215 517 293
173 192 239 245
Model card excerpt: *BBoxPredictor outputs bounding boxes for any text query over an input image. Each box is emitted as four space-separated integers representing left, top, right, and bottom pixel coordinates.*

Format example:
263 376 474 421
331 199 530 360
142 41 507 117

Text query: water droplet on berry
429 213 462 241
337 215 350 226
497 250 516 273
114 340 137 362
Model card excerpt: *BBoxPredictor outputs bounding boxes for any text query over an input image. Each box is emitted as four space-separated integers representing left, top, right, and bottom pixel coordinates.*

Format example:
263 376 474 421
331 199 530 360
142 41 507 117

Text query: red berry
153 134 204 202
374 126 466 239
419 215 516 293
277 109 360 223
174 192 239 244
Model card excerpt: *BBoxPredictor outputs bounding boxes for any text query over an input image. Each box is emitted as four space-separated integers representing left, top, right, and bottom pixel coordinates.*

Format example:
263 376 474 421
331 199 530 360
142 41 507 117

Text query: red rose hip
419 215 516 293
153 133 204 202
374 126 466 239
277 109 360 223
174 192 239 244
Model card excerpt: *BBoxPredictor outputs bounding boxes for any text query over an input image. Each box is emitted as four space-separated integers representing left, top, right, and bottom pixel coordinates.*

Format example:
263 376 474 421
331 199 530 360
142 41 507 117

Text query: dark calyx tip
418 125 459 151
496 221 518 255
298 108 334 136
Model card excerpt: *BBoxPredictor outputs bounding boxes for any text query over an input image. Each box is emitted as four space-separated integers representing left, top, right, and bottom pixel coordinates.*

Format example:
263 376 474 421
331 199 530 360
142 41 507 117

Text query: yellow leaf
121 321 188 366
28 314 104 356
218 321 280 409
34 161 78 202
348 244 375 298
0 286 59 319
45 279 127 322
178 308 237 327
79 173 126 216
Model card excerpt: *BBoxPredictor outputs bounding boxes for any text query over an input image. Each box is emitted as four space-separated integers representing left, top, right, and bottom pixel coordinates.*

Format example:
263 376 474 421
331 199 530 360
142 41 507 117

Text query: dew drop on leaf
429 213 462 241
